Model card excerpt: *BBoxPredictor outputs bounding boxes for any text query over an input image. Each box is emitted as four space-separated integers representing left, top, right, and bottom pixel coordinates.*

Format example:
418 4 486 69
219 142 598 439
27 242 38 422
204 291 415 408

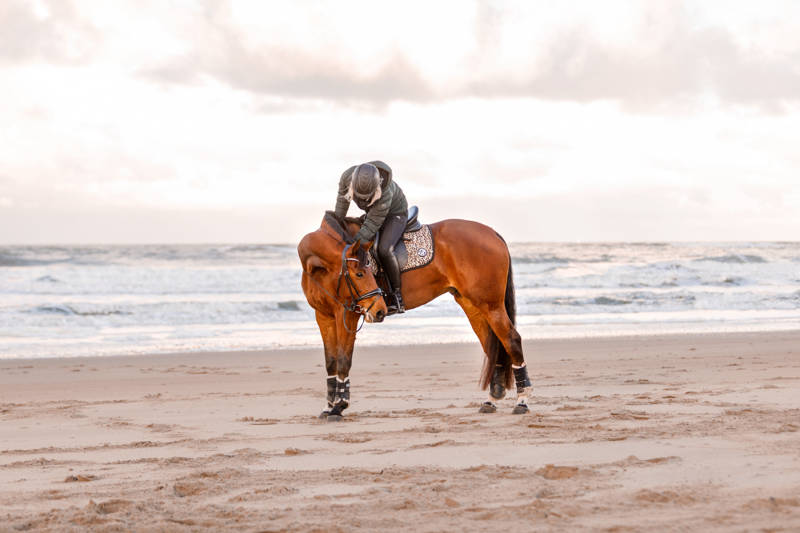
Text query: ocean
1 242 799 359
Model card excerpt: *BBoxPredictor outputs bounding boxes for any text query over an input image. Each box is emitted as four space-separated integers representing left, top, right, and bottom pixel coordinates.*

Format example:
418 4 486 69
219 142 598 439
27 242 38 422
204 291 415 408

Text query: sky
1 0 800 244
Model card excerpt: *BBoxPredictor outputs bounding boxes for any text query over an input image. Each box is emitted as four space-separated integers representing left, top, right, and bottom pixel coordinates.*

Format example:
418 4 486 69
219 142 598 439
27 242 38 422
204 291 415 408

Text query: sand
1 331 800 532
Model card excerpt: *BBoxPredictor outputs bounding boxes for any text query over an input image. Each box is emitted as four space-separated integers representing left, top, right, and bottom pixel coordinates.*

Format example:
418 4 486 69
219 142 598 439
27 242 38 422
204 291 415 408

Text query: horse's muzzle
371 309 385 323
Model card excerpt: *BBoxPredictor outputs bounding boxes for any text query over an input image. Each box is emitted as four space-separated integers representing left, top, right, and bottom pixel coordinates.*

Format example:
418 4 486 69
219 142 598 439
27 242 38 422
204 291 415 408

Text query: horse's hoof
318 410 331 419
327 414 343 422
478 401 497 414
512 403 530 415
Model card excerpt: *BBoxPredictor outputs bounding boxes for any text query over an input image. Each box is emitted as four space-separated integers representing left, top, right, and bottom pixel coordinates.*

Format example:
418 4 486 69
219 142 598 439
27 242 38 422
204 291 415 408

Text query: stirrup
389 291 405 314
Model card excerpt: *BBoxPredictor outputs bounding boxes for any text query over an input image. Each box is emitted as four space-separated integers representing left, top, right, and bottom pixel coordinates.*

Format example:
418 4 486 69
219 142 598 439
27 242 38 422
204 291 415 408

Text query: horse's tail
480 234 515 391
504 258 516 326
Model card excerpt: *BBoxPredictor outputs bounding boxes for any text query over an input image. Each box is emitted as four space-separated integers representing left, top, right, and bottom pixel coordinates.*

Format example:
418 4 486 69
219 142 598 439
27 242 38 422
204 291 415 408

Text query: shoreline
3 327 800 363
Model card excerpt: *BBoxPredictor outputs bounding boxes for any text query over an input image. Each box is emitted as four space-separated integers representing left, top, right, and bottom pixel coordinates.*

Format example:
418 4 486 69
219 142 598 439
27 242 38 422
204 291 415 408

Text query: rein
308 239 384 333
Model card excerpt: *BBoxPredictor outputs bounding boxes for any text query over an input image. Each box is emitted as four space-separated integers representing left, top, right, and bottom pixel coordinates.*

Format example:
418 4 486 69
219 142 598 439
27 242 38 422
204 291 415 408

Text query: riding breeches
377 214 408 292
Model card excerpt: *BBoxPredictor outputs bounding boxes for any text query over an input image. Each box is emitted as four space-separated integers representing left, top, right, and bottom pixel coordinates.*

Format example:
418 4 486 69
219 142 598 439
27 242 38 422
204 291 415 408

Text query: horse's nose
374 309 385 322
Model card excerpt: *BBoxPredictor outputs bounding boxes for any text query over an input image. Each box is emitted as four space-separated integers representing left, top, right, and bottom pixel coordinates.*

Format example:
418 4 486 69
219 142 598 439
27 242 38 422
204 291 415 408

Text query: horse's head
298 213 388 325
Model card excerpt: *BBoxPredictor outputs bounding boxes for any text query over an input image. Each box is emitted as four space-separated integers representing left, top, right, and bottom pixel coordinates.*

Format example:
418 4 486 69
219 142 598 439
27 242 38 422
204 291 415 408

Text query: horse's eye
356 271 364 278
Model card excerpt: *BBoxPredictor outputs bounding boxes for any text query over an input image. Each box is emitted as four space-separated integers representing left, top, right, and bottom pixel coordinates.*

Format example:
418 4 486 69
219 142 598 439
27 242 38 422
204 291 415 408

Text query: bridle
309 238 384 333
337 243 384 315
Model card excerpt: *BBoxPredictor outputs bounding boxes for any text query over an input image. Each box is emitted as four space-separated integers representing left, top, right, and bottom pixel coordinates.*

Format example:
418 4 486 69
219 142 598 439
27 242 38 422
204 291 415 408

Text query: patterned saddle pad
366 224 435 275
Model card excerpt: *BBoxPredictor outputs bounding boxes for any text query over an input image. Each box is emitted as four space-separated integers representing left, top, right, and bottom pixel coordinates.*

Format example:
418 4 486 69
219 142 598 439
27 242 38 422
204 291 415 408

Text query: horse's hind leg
485 307 532 414
455 296 506 413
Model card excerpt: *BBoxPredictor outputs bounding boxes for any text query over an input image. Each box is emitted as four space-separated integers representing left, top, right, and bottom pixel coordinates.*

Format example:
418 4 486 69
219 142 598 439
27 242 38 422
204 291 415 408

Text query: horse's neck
319 219 361 243
344 220 362 236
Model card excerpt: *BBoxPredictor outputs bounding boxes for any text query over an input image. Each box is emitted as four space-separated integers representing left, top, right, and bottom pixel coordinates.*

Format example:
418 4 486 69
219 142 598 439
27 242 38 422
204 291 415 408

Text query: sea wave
3 241 800 358
511 254 572 264
511 253 617 264
695 254 767 264
0 244 299 268
593 296 632 306
30 305 131 316
19 299 311 324
277 300 303 311
0 253 63 267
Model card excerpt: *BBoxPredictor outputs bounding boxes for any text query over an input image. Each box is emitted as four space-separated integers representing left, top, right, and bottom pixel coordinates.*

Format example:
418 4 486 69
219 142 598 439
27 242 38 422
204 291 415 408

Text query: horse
297 210 532 421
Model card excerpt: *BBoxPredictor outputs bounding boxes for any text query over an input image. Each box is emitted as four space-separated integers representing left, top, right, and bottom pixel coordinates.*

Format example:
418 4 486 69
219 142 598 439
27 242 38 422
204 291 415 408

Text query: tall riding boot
383 248 405 315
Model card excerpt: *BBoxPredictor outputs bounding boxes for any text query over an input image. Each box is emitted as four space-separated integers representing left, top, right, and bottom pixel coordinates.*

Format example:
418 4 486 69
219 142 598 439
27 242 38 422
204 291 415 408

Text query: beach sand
1 331 800 531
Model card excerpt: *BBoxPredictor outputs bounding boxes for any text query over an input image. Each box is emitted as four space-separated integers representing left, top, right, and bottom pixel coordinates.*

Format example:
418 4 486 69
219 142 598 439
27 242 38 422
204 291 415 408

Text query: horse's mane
322 211 368 263
323 211 363 240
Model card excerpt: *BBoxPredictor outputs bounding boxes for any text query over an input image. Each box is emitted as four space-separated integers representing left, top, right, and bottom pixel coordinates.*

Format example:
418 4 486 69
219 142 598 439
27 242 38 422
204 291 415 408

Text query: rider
334 160 408 314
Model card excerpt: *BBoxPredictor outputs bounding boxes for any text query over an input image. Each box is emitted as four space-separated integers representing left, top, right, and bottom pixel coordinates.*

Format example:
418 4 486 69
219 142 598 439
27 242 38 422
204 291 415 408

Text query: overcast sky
2 0 800 243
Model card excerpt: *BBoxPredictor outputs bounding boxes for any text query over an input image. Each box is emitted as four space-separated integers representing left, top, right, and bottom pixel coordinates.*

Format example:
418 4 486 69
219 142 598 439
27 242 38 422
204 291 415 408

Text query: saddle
366 206 435 289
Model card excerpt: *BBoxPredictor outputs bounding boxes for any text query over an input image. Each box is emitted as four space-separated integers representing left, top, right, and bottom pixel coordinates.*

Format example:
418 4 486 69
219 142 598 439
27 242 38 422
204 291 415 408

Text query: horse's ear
304 255 328 278
348 240 361 255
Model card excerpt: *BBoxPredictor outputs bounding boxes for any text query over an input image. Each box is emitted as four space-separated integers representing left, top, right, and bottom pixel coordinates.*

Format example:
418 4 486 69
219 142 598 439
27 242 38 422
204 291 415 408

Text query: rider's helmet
351 163 382 210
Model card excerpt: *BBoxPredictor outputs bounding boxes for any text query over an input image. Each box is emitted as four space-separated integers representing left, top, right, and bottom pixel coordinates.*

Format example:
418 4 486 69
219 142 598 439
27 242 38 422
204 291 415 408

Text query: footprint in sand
535 464 579 480
64 474 96 482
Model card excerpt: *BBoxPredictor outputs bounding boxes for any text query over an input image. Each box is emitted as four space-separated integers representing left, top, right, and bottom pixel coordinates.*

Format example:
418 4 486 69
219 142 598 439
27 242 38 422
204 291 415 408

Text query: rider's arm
355 185 394 243
334 166 356 219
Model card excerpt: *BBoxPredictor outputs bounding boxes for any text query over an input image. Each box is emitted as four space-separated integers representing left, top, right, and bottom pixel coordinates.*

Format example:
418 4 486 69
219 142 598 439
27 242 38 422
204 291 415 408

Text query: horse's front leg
320 310 358 421
315 311 340 419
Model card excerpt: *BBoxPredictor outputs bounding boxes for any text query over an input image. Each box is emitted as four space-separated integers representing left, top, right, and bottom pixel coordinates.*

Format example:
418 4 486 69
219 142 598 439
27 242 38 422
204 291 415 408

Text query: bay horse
297 211 532 421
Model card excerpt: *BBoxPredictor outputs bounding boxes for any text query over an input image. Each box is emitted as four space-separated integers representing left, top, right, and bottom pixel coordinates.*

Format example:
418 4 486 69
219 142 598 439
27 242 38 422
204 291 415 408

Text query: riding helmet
351 163 381 209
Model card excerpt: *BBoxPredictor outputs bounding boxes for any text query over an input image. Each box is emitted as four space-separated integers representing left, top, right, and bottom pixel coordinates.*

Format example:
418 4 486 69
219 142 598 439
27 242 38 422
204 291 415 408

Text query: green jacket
334 160 408 242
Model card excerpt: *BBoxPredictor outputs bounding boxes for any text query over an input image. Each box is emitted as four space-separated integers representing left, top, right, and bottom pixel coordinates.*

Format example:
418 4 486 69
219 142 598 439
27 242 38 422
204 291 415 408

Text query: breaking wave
30 305 130 316
695 254 767 264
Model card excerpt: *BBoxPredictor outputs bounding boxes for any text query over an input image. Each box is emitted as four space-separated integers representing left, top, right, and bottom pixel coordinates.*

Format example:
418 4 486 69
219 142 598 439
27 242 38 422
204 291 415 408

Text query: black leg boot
319 376 337 419
327 377 350 421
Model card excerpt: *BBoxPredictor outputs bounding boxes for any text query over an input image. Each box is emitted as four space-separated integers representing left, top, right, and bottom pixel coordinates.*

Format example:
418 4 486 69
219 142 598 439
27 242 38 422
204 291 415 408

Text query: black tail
480 240 516 391
504 259 516 326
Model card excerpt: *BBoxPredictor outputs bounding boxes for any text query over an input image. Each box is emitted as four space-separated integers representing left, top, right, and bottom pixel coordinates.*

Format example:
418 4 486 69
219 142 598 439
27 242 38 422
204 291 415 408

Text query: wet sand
2 331 800 531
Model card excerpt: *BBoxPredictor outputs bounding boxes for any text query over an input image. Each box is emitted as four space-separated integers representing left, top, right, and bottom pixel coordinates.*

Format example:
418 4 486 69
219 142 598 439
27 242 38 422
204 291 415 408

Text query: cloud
0 0 98 64
4 1 799 110
469 24 800 110
137 2 800 111
146 50 433 106
140 7 434 107
474 0 504 49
